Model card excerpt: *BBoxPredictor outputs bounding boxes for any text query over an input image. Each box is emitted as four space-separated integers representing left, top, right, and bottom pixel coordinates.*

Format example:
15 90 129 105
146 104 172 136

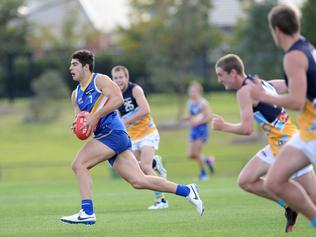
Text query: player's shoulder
200 97 209 106
284 51 308 73
95 73 111 80
132 83 144 95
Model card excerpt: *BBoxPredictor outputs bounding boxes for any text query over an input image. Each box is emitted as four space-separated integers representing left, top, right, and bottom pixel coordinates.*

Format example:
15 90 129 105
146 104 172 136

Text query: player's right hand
212 116 225 131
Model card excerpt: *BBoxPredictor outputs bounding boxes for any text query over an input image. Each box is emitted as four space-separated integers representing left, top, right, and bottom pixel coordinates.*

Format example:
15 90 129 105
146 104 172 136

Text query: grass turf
0 93 313 236
0 177 313 237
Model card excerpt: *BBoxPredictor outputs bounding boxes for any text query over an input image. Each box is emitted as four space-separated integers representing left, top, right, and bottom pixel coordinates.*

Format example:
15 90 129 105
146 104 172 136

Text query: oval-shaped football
74 111 91 140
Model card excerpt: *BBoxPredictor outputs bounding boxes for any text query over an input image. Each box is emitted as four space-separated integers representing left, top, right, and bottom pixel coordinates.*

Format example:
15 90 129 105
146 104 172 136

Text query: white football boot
186 183 204 216
148 199 169 210
153 155 167 178
60 209 96 225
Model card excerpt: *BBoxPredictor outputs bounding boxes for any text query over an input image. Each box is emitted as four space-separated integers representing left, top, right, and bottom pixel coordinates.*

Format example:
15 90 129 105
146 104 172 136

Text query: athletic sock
154 192 165 200
152 159 157 168
176 185 190 197
276 200 286 208
81 199 94 215
311 217 316 228
200 169 207 176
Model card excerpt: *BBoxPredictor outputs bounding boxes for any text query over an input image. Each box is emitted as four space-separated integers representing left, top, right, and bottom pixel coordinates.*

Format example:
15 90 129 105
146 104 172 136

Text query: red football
74 111 91 140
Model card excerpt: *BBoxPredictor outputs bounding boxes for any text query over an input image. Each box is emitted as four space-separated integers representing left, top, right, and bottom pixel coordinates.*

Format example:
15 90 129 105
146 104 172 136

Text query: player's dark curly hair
72 49 95 72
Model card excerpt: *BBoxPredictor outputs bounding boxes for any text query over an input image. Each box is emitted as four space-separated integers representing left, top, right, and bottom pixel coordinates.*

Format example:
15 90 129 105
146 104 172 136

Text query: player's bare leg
61 139 116 225
188 140 208 181
138 146 168 209
238 156 279 201
265 146 316 223
114 150 204 215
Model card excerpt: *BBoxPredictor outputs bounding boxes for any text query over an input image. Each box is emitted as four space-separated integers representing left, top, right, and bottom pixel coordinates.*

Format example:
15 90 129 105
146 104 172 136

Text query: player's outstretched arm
250 51 307 111
267 79 288 94
212 87 254 135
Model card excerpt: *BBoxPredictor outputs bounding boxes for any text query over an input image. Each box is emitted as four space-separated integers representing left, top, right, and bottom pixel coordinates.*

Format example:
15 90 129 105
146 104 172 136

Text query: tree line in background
1 0 316 102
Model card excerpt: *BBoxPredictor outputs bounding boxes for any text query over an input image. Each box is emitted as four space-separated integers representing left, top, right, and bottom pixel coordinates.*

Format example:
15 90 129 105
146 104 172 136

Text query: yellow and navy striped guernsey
243 75 297 155
285 37 316 141
118 82 157 141
75 73 125 135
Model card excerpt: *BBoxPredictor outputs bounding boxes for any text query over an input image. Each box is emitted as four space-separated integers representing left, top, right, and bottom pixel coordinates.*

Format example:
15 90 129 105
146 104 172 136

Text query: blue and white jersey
188 98 209 142
75 73 125 136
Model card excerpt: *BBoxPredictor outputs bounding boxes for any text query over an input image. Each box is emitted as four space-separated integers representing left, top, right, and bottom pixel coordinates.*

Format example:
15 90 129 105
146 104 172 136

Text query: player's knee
140 163 153 175
128 177 146 189
237 176 252 192
71 160 84 173
188 152 197 159
264 177 281 195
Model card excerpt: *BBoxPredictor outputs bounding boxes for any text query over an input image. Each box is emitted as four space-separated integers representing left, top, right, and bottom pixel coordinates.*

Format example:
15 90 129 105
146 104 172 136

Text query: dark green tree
233 0 283 79
301 0 316 45
0 0 29 98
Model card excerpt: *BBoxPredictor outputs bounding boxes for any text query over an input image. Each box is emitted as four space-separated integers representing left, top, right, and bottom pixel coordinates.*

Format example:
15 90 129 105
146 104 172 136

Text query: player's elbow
114 95 124 108
240 126 253 136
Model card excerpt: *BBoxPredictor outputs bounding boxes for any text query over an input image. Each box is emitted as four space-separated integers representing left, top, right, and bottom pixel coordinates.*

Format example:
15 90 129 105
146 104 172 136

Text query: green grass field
0 93 313 236
1 177 314 237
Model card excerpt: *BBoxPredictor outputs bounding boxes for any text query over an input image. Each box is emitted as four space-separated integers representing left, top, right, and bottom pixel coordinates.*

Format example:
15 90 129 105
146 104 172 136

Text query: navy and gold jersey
118 82 157 140
243 75 297 155
285 37 316 141
75 73 125 135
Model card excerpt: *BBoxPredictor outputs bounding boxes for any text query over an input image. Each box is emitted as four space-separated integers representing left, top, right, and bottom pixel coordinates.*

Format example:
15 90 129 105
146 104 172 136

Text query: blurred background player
112 65 168 210
248 4 316 230
213 53 315 233
182 81 215 181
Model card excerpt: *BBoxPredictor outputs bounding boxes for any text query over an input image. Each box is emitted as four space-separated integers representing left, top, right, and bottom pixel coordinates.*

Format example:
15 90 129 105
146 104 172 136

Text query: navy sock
176 185 190 197
81 199 94 215
152 159 157 168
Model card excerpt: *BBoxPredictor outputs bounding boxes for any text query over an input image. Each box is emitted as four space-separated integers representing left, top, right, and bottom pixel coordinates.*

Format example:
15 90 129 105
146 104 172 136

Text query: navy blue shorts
189 125 209 143
94 129 131 166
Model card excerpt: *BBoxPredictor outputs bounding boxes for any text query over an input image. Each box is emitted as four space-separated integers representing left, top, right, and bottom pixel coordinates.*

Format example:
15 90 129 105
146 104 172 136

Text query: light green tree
119 0 223 118
233 0 283 79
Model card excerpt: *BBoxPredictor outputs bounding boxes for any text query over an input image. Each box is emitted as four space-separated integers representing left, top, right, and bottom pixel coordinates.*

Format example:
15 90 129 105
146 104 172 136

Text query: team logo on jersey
85 88 95 95
78 98 83 105
124 97 135 112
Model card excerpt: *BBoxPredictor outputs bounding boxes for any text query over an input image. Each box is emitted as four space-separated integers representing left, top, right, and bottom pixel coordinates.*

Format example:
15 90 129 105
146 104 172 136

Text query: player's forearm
260 93 304 111
268 80 288 94
124 110 148 125
94 96 124 119
221 122 252 135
